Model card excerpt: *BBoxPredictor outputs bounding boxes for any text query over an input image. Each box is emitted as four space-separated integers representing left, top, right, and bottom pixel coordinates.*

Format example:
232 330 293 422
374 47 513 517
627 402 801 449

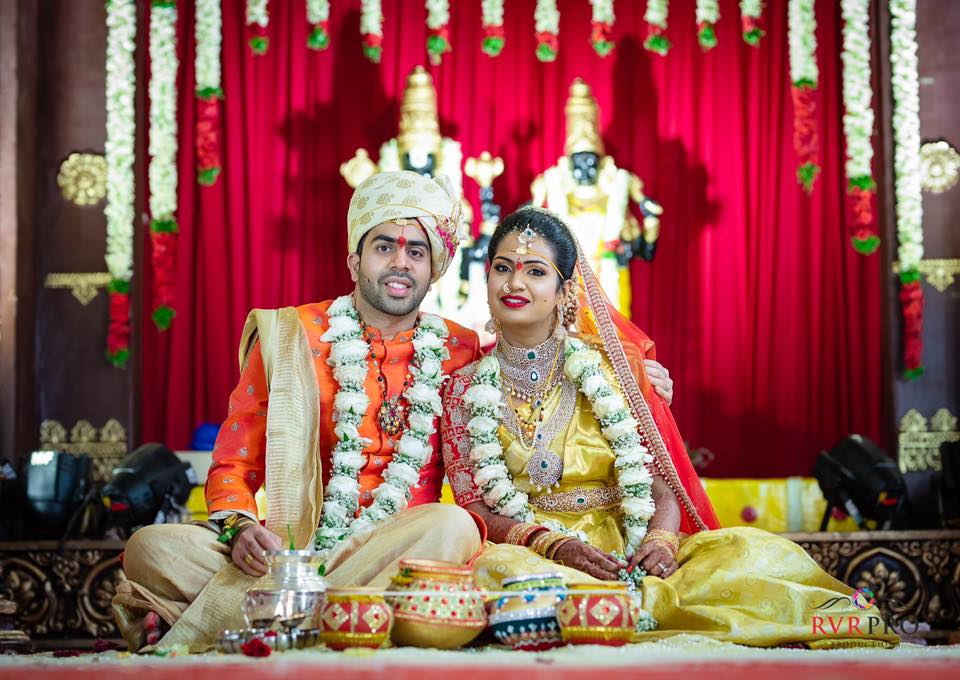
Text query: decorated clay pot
386 559 486 649
243 550 327 631
318 588 394 650
555 582 635 646
488 572 567 651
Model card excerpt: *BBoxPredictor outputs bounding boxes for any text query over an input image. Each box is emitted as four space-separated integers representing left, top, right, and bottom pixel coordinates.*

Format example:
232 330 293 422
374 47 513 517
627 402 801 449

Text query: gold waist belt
528 486 623 514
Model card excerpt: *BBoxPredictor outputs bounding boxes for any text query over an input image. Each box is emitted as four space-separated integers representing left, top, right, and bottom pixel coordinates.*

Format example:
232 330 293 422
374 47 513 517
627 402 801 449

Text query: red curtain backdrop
142 0 886 477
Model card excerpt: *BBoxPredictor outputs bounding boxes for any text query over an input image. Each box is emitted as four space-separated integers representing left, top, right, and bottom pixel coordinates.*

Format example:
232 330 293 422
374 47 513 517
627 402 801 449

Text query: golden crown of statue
564 78 605 157
398 66 442 157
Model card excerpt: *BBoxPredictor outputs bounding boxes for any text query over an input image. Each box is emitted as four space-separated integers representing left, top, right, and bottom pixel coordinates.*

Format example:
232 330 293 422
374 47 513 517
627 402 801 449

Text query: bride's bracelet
505 522 547 547
641 528 680 556
530 530 570 558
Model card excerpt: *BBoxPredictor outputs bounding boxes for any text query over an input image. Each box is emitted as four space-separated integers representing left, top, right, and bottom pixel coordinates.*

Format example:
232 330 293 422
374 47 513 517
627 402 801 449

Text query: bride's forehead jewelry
507 225 563 277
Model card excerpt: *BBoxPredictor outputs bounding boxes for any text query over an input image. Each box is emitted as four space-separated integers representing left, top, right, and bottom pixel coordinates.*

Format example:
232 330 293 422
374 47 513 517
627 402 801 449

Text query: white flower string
589 0 615 57
195 0 223 186
788 0 820 191
307 0 331 50
360 0 384 62
246 0 269 54
739 0 764 45
841 0 879 254
534 0 560 62
466 338 656 557
314 295 451 559
104 0 137 367
644 0 670 55
425 0 451 64
695 0 720 50
889 0 924 378
481 0 505 56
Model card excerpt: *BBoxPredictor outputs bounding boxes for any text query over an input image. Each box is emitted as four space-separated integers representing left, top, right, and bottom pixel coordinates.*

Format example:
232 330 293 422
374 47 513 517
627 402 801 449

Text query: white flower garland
361 0 383 39
195 0 221 96
534 0 559 35
788 0 818 87
426 0 449 29
246 0 269 28
314 295 451 559
466 338 656 557
104 0 137 284
740 0 762 16
482 0 504 26
148 2 179 225
696 0 719 24
890 0 923 273
841 0 874 185
645 0 669 29
590 0 614 24
307 0 330 25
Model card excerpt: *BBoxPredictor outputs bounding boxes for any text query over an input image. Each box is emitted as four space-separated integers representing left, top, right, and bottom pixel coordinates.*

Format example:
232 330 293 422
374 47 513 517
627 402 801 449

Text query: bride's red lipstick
500 295 530 308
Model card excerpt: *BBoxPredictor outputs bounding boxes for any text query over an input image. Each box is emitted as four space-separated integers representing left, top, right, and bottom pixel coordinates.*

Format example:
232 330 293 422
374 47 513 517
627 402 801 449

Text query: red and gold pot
555 582 635 646
317 587 394 650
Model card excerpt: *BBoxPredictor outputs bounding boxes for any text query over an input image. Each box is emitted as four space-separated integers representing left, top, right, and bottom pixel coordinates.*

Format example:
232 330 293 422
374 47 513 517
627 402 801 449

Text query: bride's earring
485 313 501 335
552 305 567 338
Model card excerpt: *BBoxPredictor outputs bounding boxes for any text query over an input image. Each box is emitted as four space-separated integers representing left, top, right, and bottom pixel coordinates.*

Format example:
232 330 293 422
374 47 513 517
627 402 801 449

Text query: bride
441 206 897 648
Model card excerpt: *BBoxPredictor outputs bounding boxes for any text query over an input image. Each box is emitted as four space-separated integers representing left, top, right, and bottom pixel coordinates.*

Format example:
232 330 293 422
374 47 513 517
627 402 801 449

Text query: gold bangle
641 529 680 555
546 536 575 561
531 531 568 558
505 522 545 546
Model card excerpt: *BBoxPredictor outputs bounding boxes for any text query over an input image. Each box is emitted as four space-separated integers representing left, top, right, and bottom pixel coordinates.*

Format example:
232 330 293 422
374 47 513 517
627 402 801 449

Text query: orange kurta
205 300 481 519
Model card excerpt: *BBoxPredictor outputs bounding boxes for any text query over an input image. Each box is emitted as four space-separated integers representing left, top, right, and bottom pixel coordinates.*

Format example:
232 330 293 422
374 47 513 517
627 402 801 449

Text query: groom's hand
553 540 622 581
644 360 674 406
232 524 283 576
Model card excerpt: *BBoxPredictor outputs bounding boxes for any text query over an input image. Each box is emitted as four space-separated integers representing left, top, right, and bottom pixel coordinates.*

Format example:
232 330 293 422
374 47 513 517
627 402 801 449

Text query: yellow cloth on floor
112 503 481 653
468 377 897 649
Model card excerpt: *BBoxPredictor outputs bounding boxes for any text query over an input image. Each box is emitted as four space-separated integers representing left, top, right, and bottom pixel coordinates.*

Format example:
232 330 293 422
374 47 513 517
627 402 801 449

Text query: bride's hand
553 540 622 581
628 540 678 578
644 360 674 406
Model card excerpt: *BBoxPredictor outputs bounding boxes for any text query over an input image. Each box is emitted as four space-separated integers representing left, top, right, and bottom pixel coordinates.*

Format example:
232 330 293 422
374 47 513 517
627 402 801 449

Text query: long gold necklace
501 340 562 446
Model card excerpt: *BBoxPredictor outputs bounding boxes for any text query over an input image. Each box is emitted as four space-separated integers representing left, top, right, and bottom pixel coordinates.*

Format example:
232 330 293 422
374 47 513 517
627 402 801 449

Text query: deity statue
341 66 470 322
531 78 663 317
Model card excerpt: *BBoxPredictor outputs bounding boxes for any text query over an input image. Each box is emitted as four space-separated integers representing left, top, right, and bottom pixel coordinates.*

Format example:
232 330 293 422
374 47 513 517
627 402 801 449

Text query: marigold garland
739 0 764 45
360 0 383 63
696 0 719 50
426 0 451 64
890 0 924 378
788 0 820 192
104 0 137 367
644 0 670 55
195 0 222 185
246 0 269 55
841 0 879 254
307 0 331 50
148 1 180 331
589 0 615 57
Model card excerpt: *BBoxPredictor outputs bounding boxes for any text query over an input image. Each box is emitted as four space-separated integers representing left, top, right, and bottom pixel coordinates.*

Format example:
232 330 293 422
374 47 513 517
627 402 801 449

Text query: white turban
347 170 464 282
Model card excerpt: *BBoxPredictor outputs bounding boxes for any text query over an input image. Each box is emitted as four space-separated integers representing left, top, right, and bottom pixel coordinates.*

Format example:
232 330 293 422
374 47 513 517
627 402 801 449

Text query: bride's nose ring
504 283 512 294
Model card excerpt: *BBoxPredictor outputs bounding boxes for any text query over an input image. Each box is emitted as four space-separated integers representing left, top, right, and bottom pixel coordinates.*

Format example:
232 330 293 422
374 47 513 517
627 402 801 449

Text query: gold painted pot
387 559 486 649
555 582 635 646
318 588 394 650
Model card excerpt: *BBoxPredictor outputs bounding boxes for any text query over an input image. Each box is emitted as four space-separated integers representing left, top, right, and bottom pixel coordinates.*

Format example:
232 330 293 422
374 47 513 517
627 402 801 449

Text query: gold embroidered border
43 272 112 305
529 486 623 513
892 259 960 293
898 408 959 473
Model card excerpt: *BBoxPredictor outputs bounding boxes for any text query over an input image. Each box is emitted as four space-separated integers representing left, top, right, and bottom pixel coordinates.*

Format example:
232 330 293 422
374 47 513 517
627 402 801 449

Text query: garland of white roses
789 0 820 191
314 295 451 558
644 0 670 55
466 338 656 557
481 0 505 56
889 0 924 378
104 0 137 368
739 0 763 45
307 0 331 50
246 0 269 54
195 0 221 96
696 0 720 50
841 0 879 254
426 0 451 64
360 0 383 62
589 0 615 57
534 0 560 62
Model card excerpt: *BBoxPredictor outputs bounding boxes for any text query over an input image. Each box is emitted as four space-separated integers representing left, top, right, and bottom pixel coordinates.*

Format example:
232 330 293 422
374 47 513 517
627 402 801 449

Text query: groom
112 170 676 652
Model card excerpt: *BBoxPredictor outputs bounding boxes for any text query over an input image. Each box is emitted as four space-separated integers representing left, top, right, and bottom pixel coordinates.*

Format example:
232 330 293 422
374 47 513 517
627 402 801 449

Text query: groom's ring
244 553 254 564
657 562 668 573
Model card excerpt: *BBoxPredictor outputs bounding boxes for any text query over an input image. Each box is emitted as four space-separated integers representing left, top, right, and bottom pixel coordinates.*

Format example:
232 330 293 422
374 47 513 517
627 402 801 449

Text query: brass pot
387 559 486 649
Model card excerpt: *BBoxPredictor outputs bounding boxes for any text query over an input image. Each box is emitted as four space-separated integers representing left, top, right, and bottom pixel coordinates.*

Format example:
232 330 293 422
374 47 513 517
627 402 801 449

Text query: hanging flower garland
644 0 670 56
307 0 331 50
246 0 269 55
313 296 451 559
148 1 180 331
481 0 505 57
360 0 383 63
104 0 137 368
534 0 559 62
841 0 879 254
426 0 451 65
890 0 924 379
589 0 615 57
696 0 719 50
195 0 222 186
788 0 819 192
739 0 764 45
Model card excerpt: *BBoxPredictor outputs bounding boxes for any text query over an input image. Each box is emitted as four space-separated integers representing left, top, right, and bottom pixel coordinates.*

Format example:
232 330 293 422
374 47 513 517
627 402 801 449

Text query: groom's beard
357 269 431 317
